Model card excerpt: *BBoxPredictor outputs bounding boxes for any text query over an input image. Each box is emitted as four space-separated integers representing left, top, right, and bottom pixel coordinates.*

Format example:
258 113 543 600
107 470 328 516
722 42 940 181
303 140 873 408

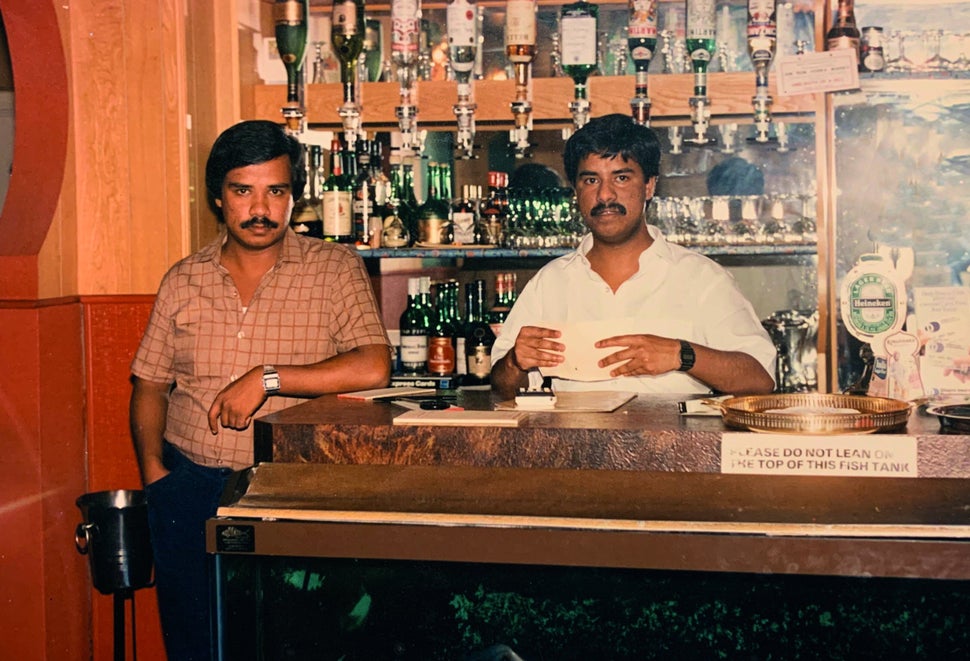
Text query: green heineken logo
846 272 898 336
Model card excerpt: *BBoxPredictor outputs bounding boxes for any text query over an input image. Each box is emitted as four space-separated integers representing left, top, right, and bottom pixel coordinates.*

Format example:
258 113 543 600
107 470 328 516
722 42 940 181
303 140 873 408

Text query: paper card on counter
496 391 637 413
338 386 436 401
913 287 970 397
538 318 691 382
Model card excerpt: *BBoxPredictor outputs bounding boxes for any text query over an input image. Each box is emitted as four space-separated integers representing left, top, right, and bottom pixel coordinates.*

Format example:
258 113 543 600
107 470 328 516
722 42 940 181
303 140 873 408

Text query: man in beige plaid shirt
129 120 391 660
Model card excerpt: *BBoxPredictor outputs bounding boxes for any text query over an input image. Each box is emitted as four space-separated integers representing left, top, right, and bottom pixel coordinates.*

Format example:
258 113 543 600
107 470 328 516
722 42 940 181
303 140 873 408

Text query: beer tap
332 0 367 151
506 0 538 158
448 0 479 159
390 0 423 157
627 0 659 127
685 0 717 146
560 1 599 139
747 0 778 145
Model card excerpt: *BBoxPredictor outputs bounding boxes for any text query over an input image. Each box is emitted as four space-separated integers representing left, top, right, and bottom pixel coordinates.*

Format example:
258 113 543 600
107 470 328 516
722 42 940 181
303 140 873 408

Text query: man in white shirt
490 114 776 399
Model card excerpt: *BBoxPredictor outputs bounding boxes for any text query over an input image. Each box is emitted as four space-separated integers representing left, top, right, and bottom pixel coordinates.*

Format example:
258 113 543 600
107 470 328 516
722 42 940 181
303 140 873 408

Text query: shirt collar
568 223 674 271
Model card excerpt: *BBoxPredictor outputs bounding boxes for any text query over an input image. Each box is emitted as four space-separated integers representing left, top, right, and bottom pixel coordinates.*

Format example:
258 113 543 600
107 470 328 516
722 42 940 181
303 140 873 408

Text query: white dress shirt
491 225 777 394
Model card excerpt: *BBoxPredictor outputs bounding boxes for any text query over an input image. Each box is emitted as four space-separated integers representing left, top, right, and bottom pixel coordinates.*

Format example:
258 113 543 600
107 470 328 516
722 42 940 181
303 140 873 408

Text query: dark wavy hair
204 120 306 221
563 114 661 186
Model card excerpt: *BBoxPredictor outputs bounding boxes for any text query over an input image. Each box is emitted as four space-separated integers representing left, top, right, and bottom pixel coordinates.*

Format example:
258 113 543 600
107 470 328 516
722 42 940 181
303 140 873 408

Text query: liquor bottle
321 139 354 242
628 0 659 93
447 280 467 377
331 0 366 96
488 272 512 338
274 0 310 112
825 0 860 63
428 281 457 376
400 277 431 374
447 0 478 86
506 0 537 64
400 160 421 244
452 184 479 245
560 1 599 97
290 145 324 239
381 154 411 247
686 0 717 98
464 279 496 385
478 172 507 247
747 0 777 73
416 163 453 245
391 0 421 88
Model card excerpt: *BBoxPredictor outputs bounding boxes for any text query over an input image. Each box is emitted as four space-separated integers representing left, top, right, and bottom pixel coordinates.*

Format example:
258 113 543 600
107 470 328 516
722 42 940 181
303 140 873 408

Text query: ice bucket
75 489 154 595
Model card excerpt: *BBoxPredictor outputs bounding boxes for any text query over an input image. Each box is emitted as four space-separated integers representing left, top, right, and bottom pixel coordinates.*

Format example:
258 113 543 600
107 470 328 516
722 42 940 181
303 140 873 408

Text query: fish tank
212 553 970 659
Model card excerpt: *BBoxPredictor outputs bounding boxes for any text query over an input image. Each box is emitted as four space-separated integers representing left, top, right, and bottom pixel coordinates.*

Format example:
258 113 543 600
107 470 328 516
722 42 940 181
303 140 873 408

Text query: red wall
0 296 164 660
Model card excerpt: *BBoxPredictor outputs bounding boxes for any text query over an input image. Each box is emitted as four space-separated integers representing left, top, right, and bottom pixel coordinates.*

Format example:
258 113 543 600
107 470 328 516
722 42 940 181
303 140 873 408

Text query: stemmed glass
923 29 950 71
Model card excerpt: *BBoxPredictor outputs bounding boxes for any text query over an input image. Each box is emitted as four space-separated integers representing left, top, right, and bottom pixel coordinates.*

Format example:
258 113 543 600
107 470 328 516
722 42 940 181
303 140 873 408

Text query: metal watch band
677 340 696 372
262 365 281 395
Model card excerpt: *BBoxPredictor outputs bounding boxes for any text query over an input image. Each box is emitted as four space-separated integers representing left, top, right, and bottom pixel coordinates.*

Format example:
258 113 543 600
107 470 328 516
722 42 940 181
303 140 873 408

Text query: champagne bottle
321 139 354 242
560 1 599 88
447 0 478 87
400 160 421 244
381 154 411 248
628 0 659 93
452 184 479 245
464 279 496 385
825 0 860 62
400 277 430 374
506 0 538 64
478 172 507 247
332 0 366 96
686 0 717 97
417 162 453 245
274 0 310 109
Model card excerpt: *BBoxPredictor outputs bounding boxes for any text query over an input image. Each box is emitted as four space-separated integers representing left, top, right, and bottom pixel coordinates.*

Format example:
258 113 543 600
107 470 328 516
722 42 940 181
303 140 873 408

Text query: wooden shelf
252 73 818 130
357 243 817 260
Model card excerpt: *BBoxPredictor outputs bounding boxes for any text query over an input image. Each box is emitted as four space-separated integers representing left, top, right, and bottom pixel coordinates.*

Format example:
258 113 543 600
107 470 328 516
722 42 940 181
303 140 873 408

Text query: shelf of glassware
251 73 818 129
358 243 817 260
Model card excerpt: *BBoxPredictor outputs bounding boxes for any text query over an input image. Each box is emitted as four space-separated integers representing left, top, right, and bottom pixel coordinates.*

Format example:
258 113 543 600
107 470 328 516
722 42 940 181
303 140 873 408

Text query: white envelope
538 318 691 382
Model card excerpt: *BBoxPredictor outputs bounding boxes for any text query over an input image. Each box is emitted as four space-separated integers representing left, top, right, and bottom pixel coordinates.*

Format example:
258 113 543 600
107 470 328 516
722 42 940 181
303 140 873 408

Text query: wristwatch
262 365 281 395
677 341 696 372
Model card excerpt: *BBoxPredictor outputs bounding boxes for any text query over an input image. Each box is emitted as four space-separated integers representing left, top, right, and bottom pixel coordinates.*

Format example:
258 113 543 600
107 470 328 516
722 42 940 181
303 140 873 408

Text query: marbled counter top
253 391 970 478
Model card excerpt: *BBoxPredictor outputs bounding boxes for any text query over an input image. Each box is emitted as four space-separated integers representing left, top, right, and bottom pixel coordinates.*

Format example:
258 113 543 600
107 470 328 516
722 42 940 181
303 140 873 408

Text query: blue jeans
146 442 233 661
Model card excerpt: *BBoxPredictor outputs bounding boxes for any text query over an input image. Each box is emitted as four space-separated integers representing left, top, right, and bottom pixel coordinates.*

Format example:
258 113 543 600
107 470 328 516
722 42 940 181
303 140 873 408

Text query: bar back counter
208 392 970 658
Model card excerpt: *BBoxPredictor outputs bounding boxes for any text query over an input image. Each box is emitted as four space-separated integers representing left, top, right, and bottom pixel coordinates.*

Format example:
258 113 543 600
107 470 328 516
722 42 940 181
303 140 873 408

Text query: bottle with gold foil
825 0 860 64
464 279 495 385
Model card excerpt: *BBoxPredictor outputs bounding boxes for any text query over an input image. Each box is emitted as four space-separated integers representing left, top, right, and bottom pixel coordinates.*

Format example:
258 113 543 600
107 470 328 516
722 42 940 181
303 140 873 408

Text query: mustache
240 216 280 229
590 203 627 216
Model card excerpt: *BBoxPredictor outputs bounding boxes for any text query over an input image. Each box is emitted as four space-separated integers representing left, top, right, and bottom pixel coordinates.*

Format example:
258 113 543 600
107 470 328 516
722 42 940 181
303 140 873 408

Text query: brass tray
706 393 912 435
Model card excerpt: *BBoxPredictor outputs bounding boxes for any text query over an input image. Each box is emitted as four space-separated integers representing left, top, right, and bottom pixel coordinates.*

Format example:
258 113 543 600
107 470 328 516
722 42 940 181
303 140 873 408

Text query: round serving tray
706 393 912 435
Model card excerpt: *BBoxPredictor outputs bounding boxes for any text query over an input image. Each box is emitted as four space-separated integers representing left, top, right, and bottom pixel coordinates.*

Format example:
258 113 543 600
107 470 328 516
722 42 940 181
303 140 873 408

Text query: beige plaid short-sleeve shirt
132 229 389 469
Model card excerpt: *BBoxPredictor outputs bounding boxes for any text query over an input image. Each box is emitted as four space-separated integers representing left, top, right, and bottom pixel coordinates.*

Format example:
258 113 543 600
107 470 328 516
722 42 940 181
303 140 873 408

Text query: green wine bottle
686 0 717 97
274 0 310 108
331 0 366 98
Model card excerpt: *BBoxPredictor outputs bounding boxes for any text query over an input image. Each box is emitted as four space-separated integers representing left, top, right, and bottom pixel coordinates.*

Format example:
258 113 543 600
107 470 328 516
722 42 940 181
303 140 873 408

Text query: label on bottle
333 1 359 35
447 1 477 47
401 333 429 371
455 337 467 375
391 0 420 55
273 0 304 25
686 0 716 41
428 337 456 375
561 16 598 67
321 190 353 237
452 211 476 244
467 345 492 379
746 0 777 64
506 0 537 47
629 0 659 39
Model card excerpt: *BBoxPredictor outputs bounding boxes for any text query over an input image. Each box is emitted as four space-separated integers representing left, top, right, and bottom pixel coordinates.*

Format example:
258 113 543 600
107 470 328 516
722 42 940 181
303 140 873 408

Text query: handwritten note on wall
721 434 918 477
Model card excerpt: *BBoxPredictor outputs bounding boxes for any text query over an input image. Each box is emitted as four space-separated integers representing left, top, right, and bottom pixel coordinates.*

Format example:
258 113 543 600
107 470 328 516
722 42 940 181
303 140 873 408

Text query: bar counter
254 390 970 477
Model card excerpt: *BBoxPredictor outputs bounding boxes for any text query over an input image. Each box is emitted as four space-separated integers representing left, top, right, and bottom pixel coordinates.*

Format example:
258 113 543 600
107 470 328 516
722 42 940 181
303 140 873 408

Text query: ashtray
924 403 970 434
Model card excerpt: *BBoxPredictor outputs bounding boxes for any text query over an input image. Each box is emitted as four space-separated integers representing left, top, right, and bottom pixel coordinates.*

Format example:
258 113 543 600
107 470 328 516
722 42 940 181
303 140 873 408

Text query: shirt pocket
173 302 205 371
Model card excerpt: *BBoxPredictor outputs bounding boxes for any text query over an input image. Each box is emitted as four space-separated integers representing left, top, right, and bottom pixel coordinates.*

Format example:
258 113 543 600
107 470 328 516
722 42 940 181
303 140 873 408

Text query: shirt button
237 331 245 339
230 374 238 381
